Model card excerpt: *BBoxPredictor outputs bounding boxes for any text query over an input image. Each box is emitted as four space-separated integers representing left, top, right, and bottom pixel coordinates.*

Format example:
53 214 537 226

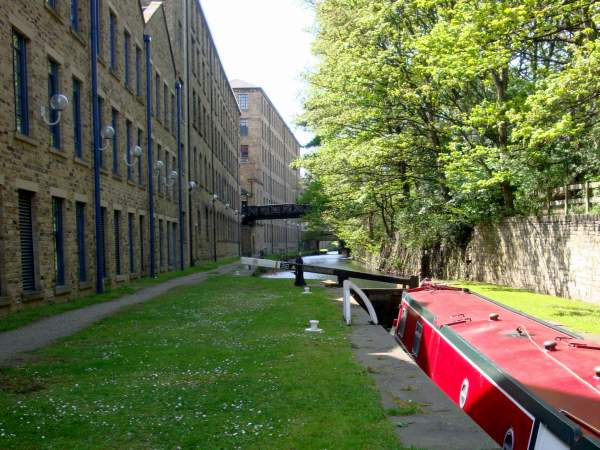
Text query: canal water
261 252 396 288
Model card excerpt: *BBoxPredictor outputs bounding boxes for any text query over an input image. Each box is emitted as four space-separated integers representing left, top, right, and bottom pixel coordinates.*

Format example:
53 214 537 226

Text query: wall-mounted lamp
155 160 177 187
99 125 115 151
189 181 198 191
165 170 178 188
212 193 219 201
124 145 143 167
225 203 230 209
41 94 69 126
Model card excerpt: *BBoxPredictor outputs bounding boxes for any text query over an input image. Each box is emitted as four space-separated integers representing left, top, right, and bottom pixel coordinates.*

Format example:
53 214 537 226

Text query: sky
201 0 316 146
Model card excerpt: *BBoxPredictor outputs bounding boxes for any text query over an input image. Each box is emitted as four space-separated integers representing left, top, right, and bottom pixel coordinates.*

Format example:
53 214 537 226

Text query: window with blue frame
167 221 172 268
124 31 130 87
139 216 145 272
12 30 29 136
111 108 119 174
101 207 106 277
114 210 121 276
157 145 162 193
126 120 132 180
155 73 161 119
47 0 57 9
137 129 143 184
165 154 170 199
75 202 87 282
72 78 82 158
172 223 177 269
135 46 141 96
70 0 79 31
48 59 61 149
238 93 248 111
159 220 164 269
164 84 168 127
96 0 102 56
98 97 104 167
109 12 117 72
128 213 135 273
172 155 177 200
52 197 65 287
171 93 176 133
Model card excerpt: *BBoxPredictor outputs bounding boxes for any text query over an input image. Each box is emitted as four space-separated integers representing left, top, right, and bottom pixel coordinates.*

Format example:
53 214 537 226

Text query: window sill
14 132 38 147
129 273 139 280
0 297 10 307
78 281 92 290
127 179 137 187
21 291 44 302
138 182 146 190
44 3 65 24
109 68 121 82
136 95 144 106
73 156 89 168
126 85 135 96
100 167 109 176
115 275 127 283
70 27 86 46
54 285 71 296
49 147 67 159
112 173 123 182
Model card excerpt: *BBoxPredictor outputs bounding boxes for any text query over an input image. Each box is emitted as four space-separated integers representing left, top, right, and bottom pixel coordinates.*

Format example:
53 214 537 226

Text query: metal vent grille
18 190 35 292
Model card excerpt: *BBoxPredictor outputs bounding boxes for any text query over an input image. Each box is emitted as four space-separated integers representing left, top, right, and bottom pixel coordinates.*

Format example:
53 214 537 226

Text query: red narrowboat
393 283 600 450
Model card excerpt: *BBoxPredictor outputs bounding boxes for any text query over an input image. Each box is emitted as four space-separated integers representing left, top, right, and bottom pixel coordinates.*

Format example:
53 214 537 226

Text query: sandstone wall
355 215 600 305
466 215 600 304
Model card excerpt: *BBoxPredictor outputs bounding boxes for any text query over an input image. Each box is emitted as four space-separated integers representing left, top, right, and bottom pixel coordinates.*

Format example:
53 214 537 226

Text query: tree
298 0 600 258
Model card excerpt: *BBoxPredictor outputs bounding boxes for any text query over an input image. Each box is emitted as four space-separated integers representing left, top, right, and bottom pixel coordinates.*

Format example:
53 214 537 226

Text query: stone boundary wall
465 215 600 305
355 215 600 305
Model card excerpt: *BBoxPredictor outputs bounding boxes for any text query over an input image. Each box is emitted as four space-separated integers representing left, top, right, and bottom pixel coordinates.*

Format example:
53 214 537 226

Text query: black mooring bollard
294 256 306 286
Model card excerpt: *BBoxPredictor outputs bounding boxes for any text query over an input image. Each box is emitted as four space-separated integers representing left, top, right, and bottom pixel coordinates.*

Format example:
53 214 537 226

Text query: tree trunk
492 67 515 213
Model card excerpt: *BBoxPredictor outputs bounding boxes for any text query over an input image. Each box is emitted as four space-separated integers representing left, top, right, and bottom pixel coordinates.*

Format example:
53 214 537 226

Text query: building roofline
194 0 240 112
143 2 179 81
232 85 301 148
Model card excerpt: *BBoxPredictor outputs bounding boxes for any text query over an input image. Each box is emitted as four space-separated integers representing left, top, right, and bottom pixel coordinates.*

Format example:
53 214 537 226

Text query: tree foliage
298 0 600 252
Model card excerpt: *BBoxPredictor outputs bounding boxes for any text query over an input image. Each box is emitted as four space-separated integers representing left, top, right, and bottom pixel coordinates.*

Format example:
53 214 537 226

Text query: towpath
0 263 241 367
340 288 500 450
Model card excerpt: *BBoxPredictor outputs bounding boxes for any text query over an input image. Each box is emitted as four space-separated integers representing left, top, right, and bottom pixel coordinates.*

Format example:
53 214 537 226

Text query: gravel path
0 263 240 367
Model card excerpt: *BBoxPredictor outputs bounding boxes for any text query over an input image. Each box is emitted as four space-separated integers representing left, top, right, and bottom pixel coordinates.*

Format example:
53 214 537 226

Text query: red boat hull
394 287 600 450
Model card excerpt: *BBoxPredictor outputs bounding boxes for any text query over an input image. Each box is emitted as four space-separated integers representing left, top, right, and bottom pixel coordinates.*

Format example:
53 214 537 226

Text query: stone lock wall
465 215 600 305
357 215 600 305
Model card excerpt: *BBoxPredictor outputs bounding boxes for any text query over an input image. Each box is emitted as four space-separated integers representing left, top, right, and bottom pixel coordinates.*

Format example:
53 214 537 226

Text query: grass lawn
449 281 600 334
0 257 239 333
0 276 405 449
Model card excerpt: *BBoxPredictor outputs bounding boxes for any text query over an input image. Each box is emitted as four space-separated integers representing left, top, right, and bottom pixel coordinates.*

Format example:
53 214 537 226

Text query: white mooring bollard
305 320 323 333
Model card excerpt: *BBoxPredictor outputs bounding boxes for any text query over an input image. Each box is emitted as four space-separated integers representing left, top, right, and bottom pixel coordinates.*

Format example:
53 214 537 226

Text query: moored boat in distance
393 282 600 450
